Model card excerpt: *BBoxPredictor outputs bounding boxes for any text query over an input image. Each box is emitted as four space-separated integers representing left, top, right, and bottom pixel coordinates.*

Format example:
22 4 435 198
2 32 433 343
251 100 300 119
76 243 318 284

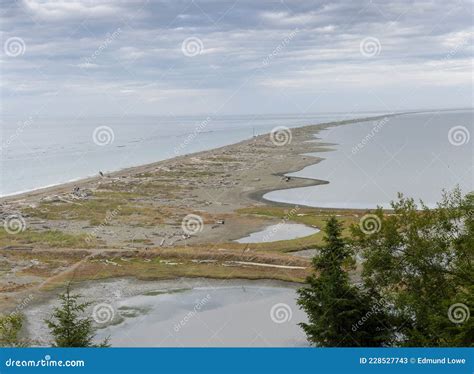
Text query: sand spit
0 114 398 313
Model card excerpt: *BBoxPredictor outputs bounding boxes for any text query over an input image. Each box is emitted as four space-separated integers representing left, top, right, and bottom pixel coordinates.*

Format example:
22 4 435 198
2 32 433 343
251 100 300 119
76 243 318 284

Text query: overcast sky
1 0 472 118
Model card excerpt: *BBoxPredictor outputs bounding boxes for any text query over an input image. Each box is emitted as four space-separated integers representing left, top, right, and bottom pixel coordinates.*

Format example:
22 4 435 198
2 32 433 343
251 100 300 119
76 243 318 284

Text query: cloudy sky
1 0 472 118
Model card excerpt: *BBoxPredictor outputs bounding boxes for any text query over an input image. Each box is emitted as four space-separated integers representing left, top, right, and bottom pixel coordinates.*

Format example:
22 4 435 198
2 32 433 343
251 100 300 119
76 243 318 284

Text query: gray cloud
1 0 472 117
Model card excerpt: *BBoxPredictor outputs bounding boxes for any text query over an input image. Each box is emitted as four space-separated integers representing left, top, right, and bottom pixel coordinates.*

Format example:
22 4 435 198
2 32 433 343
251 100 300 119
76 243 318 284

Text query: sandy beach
0 114 394 314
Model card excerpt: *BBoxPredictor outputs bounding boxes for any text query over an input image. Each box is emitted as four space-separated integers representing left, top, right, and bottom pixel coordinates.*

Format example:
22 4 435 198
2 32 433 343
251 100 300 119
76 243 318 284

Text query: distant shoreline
0 113 402 255
0 112 401 315
1 113 400 206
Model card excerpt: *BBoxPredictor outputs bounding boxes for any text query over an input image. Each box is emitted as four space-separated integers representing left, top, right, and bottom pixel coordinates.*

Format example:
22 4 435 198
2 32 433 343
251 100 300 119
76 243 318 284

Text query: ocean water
1 110 472 209
264 110 473 209
0 113 354 197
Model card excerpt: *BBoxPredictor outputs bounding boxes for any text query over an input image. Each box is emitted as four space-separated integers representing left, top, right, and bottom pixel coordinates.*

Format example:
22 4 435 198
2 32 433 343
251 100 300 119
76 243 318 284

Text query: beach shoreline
0 114 399 252
1 114 396 205
0 114 397 314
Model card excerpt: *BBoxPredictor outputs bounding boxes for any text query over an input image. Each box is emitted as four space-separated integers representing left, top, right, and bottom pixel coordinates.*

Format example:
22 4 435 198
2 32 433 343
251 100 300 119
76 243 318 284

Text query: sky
1 0 473 118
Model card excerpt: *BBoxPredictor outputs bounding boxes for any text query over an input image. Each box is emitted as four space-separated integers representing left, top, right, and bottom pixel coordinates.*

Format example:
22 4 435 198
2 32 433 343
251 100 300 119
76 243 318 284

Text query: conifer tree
351 189 473 346
298 217 392 346
45 286 109 347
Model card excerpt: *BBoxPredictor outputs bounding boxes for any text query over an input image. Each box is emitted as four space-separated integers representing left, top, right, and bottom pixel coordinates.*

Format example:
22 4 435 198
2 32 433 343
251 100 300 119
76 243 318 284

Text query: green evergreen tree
351 188 473 347
298 217 392 346
45 286 109 347
0 314 26 347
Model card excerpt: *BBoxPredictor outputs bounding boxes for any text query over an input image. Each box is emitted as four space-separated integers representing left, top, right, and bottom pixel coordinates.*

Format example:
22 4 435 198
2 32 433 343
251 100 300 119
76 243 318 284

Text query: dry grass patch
0 228 98 249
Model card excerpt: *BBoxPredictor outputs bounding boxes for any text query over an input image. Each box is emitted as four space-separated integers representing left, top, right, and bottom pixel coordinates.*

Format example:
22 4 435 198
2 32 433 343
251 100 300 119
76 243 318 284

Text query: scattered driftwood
191 259 217 264
224 261 306 270
2 246 33 251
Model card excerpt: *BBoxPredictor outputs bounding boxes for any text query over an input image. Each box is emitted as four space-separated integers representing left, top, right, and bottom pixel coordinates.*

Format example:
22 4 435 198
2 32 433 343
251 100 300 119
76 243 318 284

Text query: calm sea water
24 279 307 347
95 286 306 347
1 110 472 208
0 113 353 197
264 110 473 208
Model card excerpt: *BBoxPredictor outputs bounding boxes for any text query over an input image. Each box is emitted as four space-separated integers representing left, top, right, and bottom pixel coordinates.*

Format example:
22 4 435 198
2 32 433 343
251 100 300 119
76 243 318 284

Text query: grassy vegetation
152 168 224 179
0 228 97 249
60 255 308 284
0 249 88 297
5 183 366 293
96 181 185 198
236 206 360 250
16 201 361 253
23 191 169 227
5 248 309 294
